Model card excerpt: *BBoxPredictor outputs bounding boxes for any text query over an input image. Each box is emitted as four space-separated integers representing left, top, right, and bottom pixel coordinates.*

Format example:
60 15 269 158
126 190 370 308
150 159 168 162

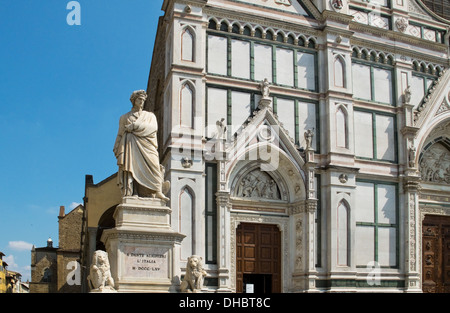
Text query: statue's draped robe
114 110 162 196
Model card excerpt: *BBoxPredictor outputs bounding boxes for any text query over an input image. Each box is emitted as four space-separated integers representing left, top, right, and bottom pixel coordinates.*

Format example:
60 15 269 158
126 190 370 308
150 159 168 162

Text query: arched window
180 82 194 128
337 201 349 266
179 187 194 260
334 56 346 88
336 105 348 148
182 27 195 62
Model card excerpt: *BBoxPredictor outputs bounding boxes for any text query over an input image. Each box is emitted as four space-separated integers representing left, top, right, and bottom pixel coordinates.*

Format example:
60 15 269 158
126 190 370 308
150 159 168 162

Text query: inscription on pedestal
123 246 169 279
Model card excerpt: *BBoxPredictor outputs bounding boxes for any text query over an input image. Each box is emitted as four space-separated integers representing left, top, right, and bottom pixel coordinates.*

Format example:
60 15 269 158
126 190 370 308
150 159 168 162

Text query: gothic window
180 187 194 260
336 105 348 148
181 27 195 62
334 55 346 88
180 82 194 128
337 201 349 266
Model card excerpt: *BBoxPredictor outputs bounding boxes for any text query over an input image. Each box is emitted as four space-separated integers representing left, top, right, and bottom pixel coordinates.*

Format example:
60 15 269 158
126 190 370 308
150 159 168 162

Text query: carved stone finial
180 256 207 293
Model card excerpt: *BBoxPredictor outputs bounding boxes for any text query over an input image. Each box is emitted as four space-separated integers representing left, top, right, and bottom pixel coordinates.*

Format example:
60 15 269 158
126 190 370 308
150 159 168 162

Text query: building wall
79 0 450 293
144 0 450 293
0 256 6 293
30 248 57 293
57 205 84 293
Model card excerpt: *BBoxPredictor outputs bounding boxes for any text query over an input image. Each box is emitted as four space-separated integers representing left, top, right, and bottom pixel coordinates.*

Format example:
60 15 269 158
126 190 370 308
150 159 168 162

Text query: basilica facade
81 0 450 293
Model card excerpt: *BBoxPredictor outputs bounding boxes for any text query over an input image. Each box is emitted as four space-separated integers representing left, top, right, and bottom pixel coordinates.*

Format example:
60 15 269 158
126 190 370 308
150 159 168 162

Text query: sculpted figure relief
180 256 208 293
87 250 115 292
236 170 280 200
113 90 169 201
419 143 450 184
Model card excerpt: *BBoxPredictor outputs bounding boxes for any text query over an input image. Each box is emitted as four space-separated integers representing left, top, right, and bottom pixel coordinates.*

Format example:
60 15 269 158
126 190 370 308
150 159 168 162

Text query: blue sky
0 0 164 282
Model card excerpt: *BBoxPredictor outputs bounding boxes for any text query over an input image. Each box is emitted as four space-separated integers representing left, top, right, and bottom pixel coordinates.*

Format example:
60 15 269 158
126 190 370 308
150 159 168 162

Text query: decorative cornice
101 229 186 244
350 22 449 55
204 6 321 38
322 10 355 24
350 37 449 66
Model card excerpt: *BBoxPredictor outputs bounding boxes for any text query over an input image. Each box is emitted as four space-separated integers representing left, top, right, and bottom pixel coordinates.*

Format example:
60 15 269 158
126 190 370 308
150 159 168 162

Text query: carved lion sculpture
87 250 115 292
180 255 207 293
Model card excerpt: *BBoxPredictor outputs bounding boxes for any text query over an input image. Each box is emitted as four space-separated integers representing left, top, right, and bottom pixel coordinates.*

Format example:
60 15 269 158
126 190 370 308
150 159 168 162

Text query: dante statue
113 90 169 201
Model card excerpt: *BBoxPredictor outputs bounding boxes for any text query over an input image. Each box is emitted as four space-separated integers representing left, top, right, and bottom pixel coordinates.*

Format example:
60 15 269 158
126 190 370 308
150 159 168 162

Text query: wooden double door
236 223 281 293
422 215 450 293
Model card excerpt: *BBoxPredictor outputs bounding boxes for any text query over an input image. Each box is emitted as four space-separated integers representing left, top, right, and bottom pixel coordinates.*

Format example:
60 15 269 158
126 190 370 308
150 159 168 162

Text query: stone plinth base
101 197 185 293
89 287 117 293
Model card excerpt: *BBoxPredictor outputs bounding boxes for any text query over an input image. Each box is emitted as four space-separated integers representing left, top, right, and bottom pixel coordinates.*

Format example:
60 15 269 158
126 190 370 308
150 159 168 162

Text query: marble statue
404 85 412 104
214 118 227 139
87 250 115 292
113 90 169 201
304 129 314 150
180 255 207 293
261 78 270 99
408 145 416 168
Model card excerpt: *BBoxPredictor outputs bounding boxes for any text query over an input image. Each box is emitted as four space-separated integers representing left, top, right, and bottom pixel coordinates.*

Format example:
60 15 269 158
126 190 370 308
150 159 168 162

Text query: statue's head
187 255 203 269
130 90 148 108
92 250 109 267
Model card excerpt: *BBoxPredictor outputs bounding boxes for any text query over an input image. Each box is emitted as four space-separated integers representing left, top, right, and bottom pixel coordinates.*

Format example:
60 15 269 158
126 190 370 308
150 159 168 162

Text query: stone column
291 140 318 292
87 227 97 269
403 177 422 292
305 141 318 291
216 191 232 292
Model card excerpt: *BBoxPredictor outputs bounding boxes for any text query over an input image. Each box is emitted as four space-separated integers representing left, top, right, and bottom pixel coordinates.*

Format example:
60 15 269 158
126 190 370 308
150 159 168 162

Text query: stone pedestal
101 197 185 293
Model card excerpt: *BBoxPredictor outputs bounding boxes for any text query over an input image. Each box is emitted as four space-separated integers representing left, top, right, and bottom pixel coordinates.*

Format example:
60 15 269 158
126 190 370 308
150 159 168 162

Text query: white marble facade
141 0 450 292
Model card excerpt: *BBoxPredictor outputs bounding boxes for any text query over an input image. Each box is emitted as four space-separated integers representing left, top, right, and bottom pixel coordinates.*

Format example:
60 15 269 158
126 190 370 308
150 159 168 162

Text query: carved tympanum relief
235 170 281 200
419 143 450 184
